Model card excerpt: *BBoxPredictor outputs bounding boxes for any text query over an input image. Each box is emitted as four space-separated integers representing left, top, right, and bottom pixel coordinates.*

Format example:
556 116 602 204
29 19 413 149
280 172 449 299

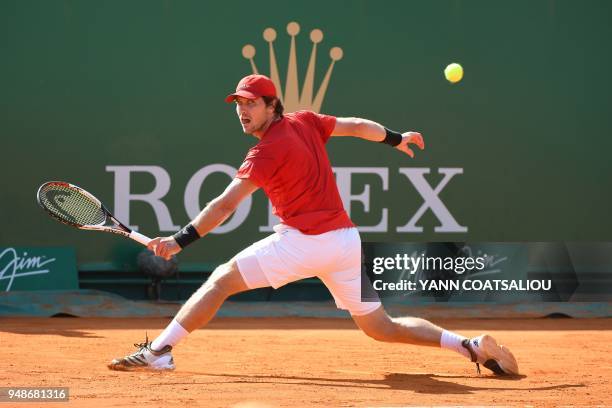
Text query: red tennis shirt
235 110 355 235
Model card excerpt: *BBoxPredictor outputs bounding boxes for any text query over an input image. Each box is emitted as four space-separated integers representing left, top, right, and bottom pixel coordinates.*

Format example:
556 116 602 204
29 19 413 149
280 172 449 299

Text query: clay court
1 317 610 407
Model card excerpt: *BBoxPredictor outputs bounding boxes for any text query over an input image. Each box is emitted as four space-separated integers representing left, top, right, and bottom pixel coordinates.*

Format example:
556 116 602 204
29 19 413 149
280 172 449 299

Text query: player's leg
351 304 444 346
148 258 250 350
321 228 518 375
108 259 251 371
173 259 249 332
351 306 518 375
108 233 282 371
323 273 454 349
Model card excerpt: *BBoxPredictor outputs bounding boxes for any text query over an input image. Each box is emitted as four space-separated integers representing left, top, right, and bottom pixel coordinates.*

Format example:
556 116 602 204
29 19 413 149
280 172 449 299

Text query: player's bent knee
353 308 399 343
203 260 249 297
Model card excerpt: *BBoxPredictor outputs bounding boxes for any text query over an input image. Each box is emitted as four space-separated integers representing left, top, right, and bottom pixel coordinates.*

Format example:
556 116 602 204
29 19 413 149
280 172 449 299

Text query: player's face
235 96 274 135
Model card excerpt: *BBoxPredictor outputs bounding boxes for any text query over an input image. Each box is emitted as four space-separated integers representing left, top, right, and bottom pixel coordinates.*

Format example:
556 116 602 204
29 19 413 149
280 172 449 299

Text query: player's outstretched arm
148 178 259 260
331 117 425 158
189 178 259 237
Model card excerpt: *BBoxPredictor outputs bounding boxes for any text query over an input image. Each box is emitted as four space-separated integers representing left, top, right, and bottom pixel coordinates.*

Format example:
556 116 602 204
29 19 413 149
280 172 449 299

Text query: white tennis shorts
235 224 381 316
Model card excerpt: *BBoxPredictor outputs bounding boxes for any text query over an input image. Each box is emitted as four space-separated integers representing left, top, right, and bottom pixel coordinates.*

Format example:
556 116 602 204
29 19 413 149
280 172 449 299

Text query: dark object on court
137 249 179 301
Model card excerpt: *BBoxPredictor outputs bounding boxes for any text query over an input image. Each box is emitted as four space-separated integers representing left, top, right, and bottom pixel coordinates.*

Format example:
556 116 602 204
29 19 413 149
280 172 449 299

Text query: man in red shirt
109 74 518 376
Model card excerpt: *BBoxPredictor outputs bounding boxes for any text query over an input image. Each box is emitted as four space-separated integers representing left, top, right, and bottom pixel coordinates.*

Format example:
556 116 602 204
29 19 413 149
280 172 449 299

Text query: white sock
151 319 189 351
440 330 471 360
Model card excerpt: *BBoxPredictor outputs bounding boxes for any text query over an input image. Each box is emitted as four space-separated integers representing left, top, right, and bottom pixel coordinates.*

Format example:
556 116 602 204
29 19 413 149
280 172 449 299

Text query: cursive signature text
0 248 56 291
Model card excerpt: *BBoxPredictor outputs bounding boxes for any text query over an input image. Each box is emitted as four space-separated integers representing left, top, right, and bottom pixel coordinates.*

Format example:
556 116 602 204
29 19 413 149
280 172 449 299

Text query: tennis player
109 74 518 376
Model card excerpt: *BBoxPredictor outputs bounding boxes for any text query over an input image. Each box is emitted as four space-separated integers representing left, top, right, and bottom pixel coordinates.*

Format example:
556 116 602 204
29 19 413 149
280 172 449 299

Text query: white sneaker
462 334 519 375
108 334 175 371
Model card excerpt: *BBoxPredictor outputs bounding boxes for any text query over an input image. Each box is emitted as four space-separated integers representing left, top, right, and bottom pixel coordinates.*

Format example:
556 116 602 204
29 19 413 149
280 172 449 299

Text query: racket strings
38 183 106 226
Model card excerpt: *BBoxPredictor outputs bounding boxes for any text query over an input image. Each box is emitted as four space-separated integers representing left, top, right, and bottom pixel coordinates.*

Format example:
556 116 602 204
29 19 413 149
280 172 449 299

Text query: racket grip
129 230 152 246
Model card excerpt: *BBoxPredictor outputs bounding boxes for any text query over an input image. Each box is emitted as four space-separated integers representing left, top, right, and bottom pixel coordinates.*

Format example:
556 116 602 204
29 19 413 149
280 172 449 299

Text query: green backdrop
1 0 611 270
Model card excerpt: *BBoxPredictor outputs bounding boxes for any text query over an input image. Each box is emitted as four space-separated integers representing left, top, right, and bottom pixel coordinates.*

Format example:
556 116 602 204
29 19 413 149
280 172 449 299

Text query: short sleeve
313 112 337 143
298 111 336 144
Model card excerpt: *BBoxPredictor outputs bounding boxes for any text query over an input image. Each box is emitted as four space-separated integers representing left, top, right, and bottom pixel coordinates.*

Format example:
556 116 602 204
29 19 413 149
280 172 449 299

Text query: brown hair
262 96 284 116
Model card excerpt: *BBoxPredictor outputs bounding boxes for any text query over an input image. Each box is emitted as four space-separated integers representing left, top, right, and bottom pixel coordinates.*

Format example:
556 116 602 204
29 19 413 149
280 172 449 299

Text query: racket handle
129 230 152 246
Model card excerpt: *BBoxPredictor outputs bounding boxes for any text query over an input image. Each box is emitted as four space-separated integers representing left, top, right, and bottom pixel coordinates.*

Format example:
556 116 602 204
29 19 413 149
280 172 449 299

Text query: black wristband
172 224 200 249
381 127 403 147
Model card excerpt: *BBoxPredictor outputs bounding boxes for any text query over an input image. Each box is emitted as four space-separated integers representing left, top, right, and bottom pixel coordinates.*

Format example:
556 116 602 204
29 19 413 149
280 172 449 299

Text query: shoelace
461 339 481 375
130 333 151 355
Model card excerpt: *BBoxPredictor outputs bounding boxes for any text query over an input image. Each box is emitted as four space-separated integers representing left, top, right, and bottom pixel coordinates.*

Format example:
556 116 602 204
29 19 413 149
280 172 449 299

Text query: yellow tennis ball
444 63 464 83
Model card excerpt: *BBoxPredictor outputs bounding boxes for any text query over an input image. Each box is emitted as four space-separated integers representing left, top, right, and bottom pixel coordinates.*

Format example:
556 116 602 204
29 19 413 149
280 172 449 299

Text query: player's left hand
396 132 425 158
147 236 182 261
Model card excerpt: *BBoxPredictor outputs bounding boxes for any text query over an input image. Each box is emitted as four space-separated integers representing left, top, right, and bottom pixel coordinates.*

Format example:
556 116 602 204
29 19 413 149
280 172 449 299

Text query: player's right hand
147 236 182 261
396 132 425 158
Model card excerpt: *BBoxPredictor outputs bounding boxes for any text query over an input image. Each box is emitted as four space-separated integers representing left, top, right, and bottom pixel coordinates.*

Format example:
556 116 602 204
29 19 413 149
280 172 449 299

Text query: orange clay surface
1 317 611 407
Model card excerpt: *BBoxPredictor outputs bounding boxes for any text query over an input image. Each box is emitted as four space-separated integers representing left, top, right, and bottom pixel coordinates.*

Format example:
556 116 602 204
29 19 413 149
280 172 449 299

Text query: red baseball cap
225 74 277 103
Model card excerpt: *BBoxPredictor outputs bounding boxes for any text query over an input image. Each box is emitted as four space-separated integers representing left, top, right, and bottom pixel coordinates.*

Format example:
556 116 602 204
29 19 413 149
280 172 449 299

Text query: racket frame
37 181 151 246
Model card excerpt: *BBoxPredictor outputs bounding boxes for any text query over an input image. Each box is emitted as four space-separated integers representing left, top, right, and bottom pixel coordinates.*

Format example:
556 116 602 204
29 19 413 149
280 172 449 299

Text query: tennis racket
36 181 151 246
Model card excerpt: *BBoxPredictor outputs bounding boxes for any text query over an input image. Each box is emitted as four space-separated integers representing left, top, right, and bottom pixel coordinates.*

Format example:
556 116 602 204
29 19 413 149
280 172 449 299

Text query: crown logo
241 22 343 113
